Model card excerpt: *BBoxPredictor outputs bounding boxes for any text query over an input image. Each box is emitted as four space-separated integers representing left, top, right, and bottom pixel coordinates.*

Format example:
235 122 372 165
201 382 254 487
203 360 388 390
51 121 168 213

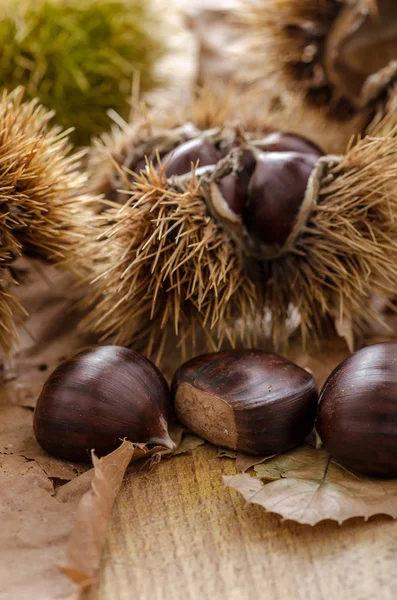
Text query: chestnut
244 151 319 245
33 346 174 462
316 343 397 478
164 138 221 177
172 349 318 456
255 132 324 158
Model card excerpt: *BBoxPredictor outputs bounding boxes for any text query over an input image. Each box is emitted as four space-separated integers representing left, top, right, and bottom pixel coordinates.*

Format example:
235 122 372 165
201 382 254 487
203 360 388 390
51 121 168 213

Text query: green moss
0 0 166 145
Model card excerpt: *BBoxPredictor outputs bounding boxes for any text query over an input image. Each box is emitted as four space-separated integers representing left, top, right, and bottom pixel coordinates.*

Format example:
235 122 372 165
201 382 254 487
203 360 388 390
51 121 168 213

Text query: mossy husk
0 0 166 146
77 95 397 363
0 87 95 354
236 0 397 154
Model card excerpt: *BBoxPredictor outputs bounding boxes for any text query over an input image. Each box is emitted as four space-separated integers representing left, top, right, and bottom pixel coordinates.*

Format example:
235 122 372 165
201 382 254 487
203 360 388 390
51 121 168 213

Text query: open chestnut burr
236 0 397 154
78 93 397 362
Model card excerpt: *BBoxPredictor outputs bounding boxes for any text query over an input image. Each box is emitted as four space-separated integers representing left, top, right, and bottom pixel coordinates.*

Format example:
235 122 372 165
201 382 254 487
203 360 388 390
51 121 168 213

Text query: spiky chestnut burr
85 88 253 204
79 107 397 363
0 87 95 354
236 0 397 154
0 0 166 146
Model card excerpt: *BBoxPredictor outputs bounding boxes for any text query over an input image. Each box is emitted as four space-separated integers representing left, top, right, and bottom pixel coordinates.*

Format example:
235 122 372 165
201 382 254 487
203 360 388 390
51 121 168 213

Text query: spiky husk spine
0 87 94 353
86 88 245 201
367 83 397 136
265 135 397 342
82 166 260 363
236 0 397 154
82 94 266 361
80 105 397 362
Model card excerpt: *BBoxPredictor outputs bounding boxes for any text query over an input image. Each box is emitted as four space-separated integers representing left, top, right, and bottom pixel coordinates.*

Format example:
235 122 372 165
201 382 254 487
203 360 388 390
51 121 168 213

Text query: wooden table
88 445 397 600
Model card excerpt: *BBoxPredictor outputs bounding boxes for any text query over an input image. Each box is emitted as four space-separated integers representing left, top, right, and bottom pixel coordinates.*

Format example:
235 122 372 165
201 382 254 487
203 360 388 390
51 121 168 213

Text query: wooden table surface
87 444 397 600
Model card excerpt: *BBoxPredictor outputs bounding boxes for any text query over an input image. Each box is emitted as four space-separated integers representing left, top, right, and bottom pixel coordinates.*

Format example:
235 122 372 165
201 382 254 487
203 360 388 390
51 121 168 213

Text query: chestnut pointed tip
149 416 176 450
149 431 176 450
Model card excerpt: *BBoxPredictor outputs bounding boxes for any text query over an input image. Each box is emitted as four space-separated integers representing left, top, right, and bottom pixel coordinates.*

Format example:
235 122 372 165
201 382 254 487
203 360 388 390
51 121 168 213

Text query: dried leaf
4 258 94 408
60 441 135 591
225 445 397 525
286 337 350 389
217 448 275 472
60 429 204 594
253 445 328 481
170 432 206 456
236 454 276 473
217 449 238 459
0 454 79 599
3 258 94 410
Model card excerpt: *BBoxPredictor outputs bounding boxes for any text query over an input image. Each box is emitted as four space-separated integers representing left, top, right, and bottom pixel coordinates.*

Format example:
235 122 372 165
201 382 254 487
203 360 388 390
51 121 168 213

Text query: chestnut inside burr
216 135 323 247
254 132 324 157
286 0 397 112
325 0 397 105
164 138 222 177
163 131 324 248
243 151 319 245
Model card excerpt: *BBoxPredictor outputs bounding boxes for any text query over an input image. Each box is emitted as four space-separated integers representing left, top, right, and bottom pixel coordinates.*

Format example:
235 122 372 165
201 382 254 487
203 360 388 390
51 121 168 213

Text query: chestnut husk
316 342 397 478
0 88 95 354
78 93 397 363
236 0 397 154
172 349 318 455
33 346 174 462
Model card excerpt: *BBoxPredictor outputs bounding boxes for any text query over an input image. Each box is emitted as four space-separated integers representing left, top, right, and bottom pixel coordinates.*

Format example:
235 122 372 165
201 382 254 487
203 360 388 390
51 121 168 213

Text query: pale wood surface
88 445 397 600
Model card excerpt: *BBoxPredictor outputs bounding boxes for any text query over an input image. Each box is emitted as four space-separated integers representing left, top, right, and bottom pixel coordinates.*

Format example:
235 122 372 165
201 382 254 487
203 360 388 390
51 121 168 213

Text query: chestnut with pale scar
172 349 318 456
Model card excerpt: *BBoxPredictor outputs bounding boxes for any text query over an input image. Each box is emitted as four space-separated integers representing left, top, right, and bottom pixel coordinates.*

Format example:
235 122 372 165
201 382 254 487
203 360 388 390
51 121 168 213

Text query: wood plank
88 445 397 600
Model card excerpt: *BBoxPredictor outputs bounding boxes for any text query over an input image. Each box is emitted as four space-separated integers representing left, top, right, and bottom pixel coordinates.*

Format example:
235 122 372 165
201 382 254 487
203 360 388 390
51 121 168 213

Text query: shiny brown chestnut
172 349 318 456
316 343 397 478
33 346 174 462
255 131 324 158
244 151 319 245
164 138 221 177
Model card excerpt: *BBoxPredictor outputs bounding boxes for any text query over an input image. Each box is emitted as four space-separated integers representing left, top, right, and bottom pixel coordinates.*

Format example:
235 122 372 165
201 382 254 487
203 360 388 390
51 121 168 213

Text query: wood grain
87 445 397 600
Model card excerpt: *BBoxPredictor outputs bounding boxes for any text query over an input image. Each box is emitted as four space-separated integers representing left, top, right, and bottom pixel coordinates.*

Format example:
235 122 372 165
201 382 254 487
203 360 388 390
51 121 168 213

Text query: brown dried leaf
236 454 276 473
170 432 206 456
60 441 135 591
286 336 351 390
225 445 397 525
217 448 275 472
0 454 78 599
253 445 328 481
60 430 205 594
